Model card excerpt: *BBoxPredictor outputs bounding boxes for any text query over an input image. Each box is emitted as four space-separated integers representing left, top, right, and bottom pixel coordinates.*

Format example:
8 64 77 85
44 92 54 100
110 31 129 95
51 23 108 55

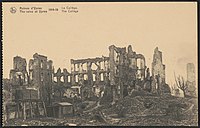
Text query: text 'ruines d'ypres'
19 6 78 14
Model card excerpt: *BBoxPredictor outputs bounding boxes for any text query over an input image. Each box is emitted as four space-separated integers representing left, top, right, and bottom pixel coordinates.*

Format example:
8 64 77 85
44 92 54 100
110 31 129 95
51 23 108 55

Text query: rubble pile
99 86 113 105
5 94 197 126
129 89 156 97
6 116 105 126
118 96 146 116
101 96 143 117
6 118 64 126
102 94 197 126
122 111 197 126
102 93 197 119
80 101 97 110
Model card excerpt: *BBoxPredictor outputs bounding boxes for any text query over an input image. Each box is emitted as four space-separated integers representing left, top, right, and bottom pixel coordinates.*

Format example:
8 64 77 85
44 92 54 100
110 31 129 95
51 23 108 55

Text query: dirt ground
5 114 198 126
4 94 198 126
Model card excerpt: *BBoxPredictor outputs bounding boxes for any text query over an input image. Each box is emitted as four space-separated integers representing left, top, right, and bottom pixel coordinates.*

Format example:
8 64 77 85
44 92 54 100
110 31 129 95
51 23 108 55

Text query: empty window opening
93 74 96 81
82 63 87 70
84 74 88 80
91 63 98 70
54 77 57 82
68 76 71 82
61 76 64 82
100 73 104 81
75 75 78 82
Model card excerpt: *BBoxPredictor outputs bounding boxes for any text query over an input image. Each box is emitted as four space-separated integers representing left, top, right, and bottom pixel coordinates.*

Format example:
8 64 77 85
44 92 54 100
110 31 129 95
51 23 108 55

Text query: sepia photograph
2 2 198 126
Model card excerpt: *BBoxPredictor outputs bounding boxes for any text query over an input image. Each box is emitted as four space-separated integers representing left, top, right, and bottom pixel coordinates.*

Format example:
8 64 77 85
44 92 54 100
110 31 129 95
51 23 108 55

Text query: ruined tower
186 63 196 97
9 56 29 101
9 56 28 86
151 47 166 94
187 63 195 83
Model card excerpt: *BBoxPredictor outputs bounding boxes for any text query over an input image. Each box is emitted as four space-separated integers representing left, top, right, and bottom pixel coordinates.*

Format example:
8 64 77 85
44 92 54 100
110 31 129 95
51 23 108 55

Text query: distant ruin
186 63 196 97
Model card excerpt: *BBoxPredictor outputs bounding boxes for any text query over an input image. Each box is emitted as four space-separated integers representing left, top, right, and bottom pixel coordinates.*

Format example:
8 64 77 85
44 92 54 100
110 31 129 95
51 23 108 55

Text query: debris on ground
5 94 198 126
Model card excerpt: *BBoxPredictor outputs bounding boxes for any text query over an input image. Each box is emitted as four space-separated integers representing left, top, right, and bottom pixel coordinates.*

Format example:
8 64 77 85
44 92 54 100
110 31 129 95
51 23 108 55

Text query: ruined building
151 47 166 95
127 45 146 80
70 45 147 102
9 56 29 102
70 57 109 99
186 63 196 97
10 54 54 103
52 68 71 101
10 56 29 86
109 45 128 101
54 68 71 86
29 53 54 104
109 45 146 102
9 53 55 119
8 45 170 113
29 53 54 87
127 45 146 85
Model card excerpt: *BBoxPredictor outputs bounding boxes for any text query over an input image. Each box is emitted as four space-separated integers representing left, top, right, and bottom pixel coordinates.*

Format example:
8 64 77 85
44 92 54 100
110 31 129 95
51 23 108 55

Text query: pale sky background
3 2 197 86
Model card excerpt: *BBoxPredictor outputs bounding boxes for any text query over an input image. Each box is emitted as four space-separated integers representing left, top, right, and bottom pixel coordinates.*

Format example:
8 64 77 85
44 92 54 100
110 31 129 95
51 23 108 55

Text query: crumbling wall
151 47 166 94
54 68 62 85
109 45 128 101
127 45 146 85
70 57 109 99
47 60 53 84
9 56 28 114
109 45 147 102
63 68 71 86
9 56 28 86
52 68 71 102
29 53 54 105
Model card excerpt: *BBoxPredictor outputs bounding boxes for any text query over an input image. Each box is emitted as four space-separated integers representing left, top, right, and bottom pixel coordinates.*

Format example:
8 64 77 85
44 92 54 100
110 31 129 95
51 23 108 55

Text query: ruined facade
109 45 146 102
70 57 109 99
8 54 54 119
69 45 147 101
6 44 176 121
9 56 29 86
29 53 54 87
9 56 29 102
52 68 71 101
151 47 166 94
109 45 127 101
8 46 168 104
186 63 196 97
127 45 146 85
54 68 71 86
29 53 54 104
10 54 54 103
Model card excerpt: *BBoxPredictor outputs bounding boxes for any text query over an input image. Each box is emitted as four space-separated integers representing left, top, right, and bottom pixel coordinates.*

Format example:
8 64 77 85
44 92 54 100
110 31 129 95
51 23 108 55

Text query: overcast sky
3 2 197 86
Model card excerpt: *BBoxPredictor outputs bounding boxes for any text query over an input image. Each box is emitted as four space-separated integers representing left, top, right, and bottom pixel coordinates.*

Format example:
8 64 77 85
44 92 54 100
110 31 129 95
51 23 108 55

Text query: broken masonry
7 44 169 119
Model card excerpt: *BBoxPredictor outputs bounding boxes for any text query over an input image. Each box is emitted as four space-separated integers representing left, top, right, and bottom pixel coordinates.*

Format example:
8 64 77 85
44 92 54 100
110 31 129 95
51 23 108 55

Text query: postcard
2 2 198 126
